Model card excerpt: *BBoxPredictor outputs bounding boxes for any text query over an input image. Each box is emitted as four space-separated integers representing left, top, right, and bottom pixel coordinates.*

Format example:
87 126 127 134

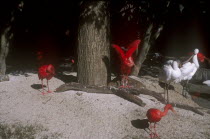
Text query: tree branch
55 82 204 115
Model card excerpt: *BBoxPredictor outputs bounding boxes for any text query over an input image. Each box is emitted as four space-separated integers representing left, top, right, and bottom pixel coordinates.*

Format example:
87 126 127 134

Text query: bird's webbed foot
47 90 53 93
41 92 47 95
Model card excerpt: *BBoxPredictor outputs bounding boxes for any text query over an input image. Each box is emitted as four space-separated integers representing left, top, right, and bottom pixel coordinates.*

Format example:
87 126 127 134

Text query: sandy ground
0 73 210 139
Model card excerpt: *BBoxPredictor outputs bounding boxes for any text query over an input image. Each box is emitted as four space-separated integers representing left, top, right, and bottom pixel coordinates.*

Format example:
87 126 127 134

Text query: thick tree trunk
0 27 11 75
131 24 163 76
78 1 110 86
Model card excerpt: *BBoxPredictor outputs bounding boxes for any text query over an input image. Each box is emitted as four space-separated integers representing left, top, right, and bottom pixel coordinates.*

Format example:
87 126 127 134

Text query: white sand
0 73 210 139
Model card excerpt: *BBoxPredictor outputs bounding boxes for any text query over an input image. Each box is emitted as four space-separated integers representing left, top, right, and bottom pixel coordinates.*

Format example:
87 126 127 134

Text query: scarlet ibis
112 39 141 88
146 104 176 138
179 49 204 97
159 60 181 103
38 64 55 95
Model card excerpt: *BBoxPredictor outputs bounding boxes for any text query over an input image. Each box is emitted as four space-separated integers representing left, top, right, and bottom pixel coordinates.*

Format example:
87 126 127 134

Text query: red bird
38 64 55 95
146 104 176 138
112 39 141 87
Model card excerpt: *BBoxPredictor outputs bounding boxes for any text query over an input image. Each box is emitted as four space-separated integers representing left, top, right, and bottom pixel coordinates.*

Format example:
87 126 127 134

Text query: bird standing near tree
146 104 176 138
38 64 55 95
112 39 141 88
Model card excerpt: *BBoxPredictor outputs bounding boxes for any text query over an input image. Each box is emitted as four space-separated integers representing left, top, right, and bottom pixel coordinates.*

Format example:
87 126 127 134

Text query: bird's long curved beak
171 108 176 114
182 54 194 65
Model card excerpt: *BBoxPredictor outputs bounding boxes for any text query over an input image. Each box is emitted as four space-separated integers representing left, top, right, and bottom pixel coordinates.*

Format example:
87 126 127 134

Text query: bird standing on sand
179 49 203 97
112 39 141 88
38 64 55 95
159 60 181 103
146 104 176 138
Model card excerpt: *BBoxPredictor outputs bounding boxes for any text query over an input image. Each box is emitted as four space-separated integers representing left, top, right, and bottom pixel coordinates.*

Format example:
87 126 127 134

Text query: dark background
1 0 209 70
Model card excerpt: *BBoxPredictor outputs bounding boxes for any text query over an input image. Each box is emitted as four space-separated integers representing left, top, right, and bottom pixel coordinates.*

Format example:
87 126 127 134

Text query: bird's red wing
146 109 162 123
38 65 48 79
112 44 125 59
125 39 141 58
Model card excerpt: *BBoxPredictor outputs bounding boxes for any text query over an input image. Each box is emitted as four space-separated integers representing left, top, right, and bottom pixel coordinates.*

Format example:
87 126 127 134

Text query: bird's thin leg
125 75 131 88
120 75 125 88
153 123 160 138
184 81 187 97
166 83 168 103
164 82 167 102
125 75 128 87
120 75 128 88
185 80 190 98
149 123 154 138
183 80 188 97
149 123 157 138
47 80 52 93
182 81 186 97
167 82 171 104
41 80 46 95
182 81 184 96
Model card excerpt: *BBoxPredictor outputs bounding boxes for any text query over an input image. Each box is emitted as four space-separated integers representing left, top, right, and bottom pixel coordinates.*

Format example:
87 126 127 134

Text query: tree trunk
0 26 11 75
77 1 110 86
131 24 163 76
131 24 153 76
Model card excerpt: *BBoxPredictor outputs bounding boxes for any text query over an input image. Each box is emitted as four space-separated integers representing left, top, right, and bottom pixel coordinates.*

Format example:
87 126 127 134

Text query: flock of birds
35 40 209 138
159 48 209 103
112 40 210 138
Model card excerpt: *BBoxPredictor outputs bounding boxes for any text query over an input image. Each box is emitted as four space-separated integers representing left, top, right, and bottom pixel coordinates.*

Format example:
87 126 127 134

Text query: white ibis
179 49 200 97
159 60 181 103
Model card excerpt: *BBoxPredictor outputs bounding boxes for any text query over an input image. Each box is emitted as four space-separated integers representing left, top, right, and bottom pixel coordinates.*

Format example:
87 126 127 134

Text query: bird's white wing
187 66 198 80
203 80 210 86
159 65 172 82
181 62 191 68
180 63 195 76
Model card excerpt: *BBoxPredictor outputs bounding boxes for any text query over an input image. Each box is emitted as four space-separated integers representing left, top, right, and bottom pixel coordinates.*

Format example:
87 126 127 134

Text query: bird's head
164 104 176 113
175 60 182 68
47 64 55 75
124 57 135 67
166 60 173 65
194 49 199 55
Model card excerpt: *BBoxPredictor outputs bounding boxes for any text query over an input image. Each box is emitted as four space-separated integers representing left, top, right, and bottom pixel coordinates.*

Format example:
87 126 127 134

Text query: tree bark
131 24 153 76
55 82 204 115
0 26 11 75
0 1 22 76
77 1 110 86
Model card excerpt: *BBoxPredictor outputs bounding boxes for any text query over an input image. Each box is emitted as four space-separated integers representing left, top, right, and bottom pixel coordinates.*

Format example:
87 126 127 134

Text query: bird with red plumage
112 39 141 88
38 64 55 95
146 104 176 138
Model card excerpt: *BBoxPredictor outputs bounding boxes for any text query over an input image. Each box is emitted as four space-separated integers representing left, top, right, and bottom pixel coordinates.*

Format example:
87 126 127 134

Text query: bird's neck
172 61 179 70
160 108 170 117
193 55 199 68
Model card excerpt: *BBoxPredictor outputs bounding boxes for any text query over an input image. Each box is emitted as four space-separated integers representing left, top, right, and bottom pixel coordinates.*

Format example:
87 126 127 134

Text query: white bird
179 48 200 97
203 80 210 86
159 60 181 103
